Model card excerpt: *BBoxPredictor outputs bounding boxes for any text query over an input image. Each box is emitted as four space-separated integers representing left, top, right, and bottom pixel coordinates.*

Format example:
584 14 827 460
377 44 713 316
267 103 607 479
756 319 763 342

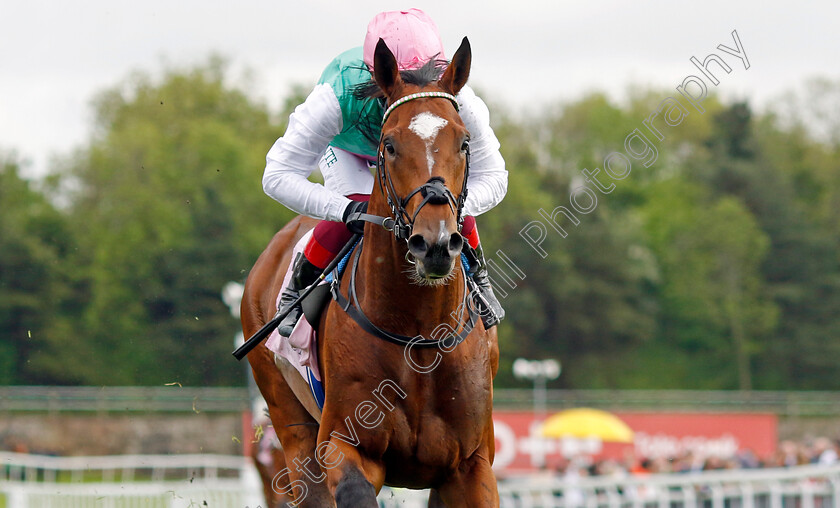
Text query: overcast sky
2 0 838 179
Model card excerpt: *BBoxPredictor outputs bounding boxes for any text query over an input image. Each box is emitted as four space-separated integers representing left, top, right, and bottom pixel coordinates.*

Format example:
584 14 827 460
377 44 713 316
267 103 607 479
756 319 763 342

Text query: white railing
0 451 251 483
497 464 840 508
0 452 265 507
0 451 428 507
377 465 840 508
2 452 839 508
0 481 254 508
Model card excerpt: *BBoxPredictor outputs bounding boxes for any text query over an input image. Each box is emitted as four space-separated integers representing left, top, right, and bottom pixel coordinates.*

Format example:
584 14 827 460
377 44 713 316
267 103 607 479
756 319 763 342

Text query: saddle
265 231 330 423
264 231 352 422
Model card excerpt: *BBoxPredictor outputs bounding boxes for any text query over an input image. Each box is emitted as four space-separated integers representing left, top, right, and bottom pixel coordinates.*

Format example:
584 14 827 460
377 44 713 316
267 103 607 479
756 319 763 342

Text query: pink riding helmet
363 8 446 71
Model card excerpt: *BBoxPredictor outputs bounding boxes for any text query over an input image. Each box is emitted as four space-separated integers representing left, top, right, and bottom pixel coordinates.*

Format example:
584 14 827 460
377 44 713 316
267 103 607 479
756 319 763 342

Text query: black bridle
329 90 479 348
348 91 470 241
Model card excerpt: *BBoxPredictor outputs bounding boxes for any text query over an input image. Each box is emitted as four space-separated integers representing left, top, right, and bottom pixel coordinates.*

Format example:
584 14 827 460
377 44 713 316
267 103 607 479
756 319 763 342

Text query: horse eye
460 140 470 152
384 141 395 156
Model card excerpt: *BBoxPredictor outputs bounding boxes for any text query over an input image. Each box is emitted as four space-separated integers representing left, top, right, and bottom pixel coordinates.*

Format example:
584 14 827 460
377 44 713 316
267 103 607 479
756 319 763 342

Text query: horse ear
373 38 402 99
439 37 471 95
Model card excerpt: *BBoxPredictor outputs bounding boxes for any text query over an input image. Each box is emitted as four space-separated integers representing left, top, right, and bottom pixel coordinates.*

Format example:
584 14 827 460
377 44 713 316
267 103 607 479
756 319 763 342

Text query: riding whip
232 233 361 361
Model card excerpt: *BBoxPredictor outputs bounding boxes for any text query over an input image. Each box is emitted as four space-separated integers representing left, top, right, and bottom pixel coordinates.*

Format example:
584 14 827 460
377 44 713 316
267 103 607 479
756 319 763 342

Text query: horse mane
349 57 449 147
352 57 449 100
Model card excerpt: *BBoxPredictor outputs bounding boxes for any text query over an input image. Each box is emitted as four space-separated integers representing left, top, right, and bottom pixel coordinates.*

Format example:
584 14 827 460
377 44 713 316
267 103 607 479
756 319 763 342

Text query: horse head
372 37 472 284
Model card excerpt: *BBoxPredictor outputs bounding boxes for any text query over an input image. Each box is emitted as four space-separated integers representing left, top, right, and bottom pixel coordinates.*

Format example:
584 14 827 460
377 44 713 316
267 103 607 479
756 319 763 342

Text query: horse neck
357 206 467 336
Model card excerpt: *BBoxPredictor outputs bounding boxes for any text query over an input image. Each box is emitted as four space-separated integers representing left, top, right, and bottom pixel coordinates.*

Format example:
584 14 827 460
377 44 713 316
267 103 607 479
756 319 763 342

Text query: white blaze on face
408 112 448 175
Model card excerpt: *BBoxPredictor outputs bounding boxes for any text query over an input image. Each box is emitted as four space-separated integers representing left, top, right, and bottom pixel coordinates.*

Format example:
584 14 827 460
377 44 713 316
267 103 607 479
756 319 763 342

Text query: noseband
348 91 470 241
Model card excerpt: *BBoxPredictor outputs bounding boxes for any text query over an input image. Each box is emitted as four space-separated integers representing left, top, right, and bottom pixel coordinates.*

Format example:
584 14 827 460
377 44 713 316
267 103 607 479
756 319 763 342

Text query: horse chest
396 373 492 463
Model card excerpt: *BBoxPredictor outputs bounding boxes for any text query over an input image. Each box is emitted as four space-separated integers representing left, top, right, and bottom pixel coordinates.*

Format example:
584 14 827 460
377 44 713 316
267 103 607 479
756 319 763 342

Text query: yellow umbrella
540 408 634 443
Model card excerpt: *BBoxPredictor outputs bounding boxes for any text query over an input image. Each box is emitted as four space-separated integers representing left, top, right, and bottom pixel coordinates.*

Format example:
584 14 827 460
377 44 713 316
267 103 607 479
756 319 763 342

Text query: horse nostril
407 234 428 257
448 232 464 255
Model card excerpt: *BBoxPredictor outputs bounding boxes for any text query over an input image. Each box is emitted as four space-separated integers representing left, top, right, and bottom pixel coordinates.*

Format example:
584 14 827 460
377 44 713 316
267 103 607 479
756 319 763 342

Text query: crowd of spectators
554 437 840 478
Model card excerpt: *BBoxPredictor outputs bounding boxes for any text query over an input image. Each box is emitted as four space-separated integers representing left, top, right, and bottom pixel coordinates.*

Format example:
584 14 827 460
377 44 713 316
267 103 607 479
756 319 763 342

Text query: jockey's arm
262 84 353 222
456 86 508 217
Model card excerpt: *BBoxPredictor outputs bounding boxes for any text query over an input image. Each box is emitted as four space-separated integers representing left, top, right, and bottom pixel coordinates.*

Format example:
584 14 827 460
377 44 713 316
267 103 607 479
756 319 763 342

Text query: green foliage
0 156 72 384
485 93 837 390
29 58 294 385
698 101 840 389
3 61 840 390
488 95 659 388
640 178 776 388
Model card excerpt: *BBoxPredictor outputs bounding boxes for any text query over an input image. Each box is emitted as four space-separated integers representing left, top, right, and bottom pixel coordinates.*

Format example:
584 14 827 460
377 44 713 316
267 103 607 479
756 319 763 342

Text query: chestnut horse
241 37 500 507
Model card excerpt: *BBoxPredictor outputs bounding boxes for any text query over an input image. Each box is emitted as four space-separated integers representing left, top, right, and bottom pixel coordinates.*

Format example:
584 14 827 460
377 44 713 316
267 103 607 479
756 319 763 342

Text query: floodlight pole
512 358 561 420
534 375 547 418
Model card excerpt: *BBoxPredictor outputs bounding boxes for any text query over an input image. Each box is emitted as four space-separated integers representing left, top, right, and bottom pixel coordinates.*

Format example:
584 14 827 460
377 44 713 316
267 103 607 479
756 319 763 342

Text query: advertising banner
492 411 777 473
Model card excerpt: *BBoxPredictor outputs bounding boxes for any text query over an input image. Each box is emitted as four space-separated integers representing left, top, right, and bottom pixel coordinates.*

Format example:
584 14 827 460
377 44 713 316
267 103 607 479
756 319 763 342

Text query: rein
331 238 479 348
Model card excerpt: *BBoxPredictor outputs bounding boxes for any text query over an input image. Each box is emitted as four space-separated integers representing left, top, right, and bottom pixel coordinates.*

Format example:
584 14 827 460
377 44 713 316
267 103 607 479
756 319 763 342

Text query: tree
641 178 777 389
43 58 293 385
0 155 72 384
692 101 840 389
486 96 659 388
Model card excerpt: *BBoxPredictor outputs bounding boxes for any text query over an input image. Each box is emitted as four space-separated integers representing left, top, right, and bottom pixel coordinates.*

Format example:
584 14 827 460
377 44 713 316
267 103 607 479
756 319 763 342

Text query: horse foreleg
427 488 447 507
334 466 378 507
321 439 384 508
251 353 335 507
266 406 336 507
433 448 499 508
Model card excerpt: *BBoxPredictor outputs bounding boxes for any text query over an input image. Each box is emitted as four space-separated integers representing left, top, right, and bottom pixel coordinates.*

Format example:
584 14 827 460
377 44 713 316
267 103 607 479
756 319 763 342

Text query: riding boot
463 244 505 329
276 253 322 337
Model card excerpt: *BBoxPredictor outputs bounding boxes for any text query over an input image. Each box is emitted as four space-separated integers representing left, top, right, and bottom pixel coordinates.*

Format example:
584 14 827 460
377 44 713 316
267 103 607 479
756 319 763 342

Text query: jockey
263 8 507 336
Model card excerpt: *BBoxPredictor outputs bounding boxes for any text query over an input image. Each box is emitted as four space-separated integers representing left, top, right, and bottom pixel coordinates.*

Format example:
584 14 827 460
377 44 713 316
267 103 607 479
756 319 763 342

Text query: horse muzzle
407 231 464 282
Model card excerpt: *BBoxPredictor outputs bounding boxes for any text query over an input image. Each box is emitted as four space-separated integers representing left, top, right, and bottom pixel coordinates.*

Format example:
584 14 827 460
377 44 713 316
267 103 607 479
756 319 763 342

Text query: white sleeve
262 83 353 222
456 86 508 217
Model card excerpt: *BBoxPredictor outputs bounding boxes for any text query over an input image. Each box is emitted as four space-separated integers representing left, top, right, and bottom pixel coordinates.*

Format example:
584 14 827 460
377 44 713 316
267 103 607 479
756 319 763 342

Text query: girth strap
330 240 479 349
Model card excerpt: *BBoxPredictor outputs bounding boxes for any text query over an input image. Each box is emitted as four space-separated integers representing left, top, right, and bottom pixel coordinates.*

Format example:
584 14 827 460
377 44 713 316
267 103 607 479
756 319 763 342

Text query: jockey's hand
342 201 369 234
